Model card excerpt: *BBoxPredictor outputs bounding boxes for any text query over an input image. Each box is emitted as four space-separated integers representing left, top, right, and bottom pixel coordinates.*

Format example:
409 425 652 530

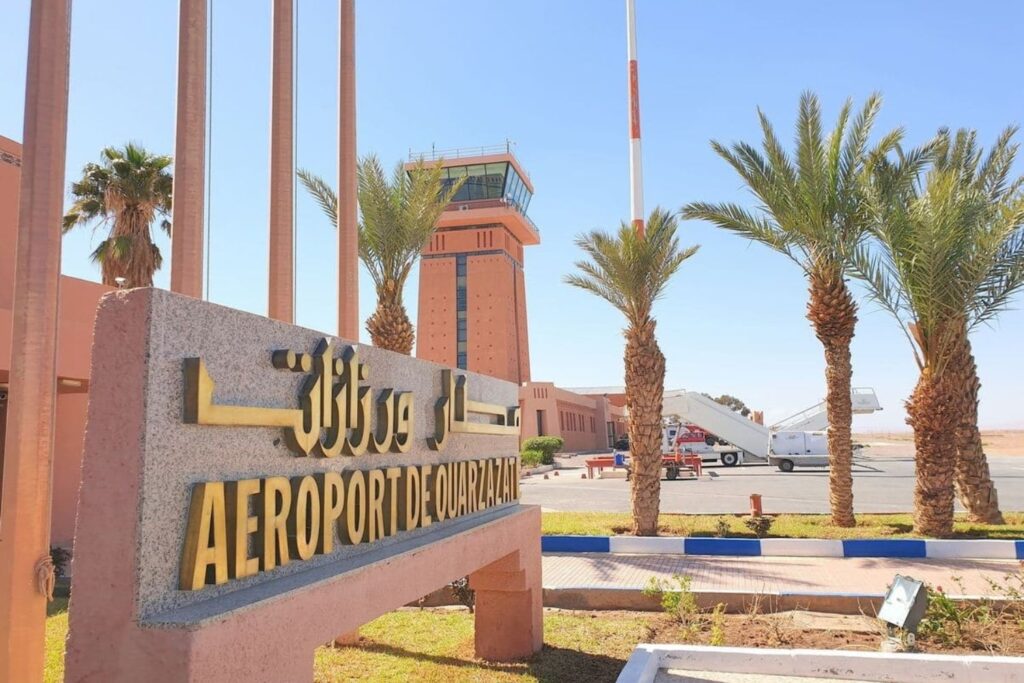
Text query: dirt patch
854 429 1024 457
639 602 1024 656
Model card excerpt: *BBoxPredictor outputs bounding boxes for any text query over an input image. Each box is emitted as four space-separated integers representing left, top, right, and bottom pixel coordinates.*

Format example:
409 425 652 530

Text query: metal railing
408 140 532 183
410 140 513 161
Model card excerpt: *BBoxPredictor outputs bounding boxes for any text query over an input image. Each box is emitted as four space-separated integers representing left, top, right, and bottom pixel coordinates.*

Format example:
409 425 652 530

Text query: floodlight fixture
878 574 928 634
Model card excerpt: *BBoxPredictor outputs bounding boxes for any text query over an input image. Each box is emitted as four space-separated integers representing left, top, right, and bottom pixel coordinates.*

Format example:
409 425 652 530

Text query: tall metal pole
0 1 71 679
268 0 295 322
170 0 207 298
337 0 359 340
626 0 645 237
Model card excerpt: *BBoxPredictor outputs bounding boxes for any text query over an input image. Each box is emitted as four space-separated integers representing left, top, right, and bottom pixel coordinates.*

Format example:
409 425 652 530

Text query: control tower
409 144 540 384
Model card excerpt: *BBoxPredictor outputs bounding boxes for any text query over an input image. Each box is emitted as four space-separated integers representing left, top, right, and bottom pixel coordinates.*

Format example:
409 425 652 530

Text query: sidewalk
543 553 1022 598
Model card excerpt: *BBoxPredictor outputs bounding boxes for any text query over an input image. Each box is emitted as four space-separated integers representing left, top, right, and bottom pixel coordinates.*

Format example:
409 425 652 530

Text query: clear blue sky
3 0 1023 430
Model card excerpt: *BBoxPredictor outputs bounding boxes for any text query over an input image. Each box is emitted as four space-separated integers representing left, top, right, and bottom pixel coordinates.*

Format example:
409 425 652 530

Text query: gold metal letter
343 470 367 544
367 469 386 542
260 477 292 571
385 467 402 537
289 475 321 561
226 479 260 580
318 472 344 553
420 465 433 527
180 482 229 590
403 466 420 530
433 463 448 522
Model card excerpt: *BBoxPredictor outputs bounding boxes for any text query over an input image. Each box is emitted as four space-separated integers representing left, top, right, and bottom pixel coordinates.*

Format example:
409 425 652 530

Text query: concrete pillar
0 1 72 680
469 547 543 661
268 0 294 322
337 0 359 340
170 0 207 298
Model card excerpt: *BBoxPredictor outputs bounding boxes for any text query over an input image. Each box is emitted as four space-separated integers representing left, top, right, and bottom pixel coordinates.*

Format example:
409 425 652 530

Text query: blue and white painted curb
541 535 1024 560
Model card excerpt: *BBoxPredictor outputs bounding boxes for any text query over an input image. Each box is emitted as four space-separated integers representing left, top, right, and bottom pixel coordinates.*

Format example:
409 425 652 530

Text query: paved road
522 454 1024 514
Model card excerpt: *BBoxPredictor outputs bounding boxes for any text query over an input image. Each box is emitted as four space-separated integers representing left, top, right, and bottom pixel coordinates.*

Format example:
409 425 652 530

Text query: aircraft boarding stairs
770 387 882 431
661 387 883 461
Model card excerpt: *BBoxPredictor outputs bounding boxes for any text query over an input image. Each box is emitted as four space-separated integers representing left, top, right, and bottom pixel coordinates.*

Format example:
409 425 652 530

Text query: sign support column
337 0 359 339
268 0 295 322
170 0 207 298
0 1 72 680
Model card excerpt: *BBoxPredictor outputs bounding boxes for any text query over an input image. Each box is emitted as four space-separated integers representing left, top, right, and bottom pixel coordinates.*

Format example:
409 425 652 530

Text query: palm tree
858 128 1024 535
62 143 173 287
682 93 901 528
299 156 463 354
565 208 698 535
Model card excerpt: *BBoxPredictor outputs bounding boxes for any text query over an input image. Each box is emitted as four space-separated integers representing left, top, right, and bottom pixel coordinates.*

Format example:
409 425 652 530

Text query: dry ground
854 429 1024 457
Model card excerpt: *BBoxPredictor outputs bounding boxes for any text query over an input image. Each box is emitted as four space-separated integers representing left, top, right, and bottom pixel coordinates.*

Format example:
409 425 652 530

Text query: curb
541 535 1024 560
417 585 1014 615
542 587 885 615
618 644 1024 683
521 464 556 477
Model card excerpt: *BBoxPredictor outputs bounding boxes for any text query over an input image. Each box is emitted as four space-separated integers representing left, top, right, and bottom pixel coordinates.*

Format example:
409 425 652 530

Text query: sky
2 0 1023 431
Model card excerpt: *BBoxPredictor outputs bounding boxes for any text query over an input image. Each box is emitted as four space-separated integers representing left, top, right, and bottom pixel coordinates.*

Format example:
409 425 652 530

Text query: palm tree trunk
948 327 1003 523
366 280 414 354
624 317 665 536
907 367 957 537
104 207 158 288
806 272 857 528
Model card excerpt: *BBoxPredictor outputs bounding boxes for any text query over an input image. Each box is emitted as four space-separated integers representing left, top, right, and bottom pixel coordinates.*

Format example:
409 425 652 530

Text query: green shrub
50 547 71 578
742 515 773 538
644 574 701 638
521 436 563 465
520 449 545 467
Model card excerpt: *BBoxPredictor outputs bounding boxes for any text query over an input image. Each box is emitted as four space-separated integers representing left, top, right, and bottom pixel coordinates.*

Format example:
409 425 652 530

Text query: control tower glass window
437 162 532 214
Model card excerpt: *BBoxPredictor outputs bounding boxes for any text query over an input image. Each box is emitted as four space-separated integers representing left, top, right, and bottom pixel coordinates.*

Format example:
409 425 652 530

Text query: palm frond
565 207 698 327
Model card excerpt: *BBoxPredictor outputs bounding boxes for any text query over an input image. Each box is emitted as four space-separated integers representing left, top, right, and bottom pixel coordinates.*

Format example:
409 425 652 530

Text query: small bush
644 574 699 630
50 547 71 578
521 436 563 465
714 518 730 538
742 515 773 538
449 576 475 613
710 603 727 646
520 449 544 467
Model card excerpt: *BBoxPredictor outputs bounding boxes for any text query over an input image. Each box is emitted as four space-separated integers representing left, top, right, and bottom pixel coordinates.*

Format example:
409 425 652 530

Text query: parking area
521 452 1024 514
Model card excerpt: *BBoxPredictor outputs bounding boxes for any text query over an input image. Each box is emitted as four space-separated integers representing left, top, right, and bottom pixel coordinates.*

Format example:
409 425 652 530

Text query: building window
455 254 468 369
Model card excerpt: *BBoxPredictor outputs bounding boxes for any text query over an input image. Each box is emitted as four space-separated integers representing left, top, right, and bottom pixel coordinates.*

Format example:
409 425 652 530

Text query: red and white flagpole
626 0 645 237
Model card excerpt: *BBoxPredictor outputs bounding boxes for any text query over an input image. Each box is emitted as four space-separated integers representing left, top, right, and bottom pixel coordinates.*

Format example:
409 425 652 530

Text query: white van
768 430 829 472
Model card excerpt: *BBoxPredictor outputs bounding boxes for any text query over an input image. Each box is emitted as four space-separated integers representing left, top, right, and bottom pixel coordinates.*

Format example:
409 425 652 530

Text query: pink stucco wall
519 381 627 453
0 135 112 547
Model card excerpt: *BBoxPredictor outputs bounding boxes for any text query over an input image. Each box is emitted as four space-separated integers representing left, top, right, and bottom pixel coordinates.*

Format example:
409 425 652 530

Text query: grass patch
44 599 1024 681
541 511 1024 539
45 598 69 683
43 605 642 683
316 609 647 682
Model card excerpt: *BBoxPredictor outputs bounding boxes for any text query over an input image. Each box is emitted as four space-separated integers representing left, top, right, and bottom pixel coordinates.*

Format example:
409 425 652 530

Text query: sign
176 339 522 590
67 291 541 679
